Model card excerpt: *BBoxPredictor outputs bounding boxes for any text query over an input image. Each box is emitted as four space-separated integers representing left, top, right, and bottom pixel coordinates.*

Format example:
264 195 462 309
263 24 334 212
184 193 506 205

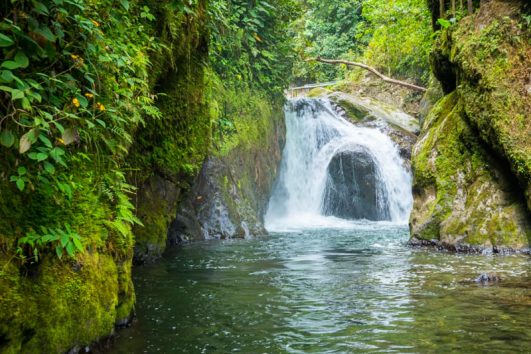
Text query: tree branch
306 57 427 93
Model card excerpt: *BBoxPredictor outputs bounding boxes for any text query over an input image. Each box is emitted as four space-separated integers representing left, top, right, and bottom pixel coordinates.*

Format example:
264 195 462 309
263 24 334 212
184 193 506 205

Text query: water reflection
104 226 530 353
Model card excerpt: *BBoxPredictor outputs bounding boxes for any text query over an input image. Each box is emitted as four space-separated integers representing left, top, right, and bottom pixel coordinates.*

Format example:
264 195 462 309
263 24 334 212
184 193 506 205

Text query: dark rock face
173 105 286 242
322 149 390 221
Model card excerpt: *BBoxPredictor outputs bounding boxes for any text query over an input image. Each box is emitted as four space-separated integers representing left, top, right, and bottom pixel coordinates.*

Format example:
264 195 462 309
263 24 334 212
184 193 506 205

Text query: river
107 224 530 353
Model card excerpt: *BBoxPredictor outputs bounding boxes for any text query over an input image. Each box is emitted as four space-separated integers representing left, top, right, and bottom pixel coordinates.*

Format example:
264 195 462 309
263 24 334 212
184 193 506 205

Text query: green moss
335 98 371 122
411 91 530 248
443 1 531 209
307 87 330 98
0 252 127 353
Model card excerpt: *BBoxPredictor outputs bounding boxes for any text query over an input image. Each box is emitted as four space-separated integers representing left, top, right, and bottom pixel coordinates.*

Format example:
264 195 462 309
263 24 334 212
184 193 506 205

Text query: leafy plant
17 224 84 262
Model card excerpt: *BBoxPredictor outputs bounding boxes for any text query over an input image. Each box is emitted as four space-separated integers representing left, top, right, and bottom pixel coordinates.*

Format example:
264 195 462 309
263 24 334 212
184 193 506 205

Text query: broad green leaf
54 121 65 134
76 94 88 108
16 178 25 191
0 70 14 83
43 161 55 174
18 167 27 175
55 245 63 259
36 152 48 161
39 134 53 148
1 61 16 70
21 97 31 110
28 152 39 160
14 52 29 69
66 242 75 257
0 130 15 147
0 33 14 47
60 232 69 247
11 89 24 100
119 0 129 10
72 236 83 252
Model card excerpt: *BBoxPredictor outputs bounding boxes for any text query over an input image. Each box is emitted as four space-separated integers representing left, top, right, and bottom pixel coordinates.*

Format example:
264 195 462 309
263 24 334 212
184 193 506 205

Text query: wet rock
327 92 418 166
322 148 390 221
173 105 285 242
475 273 502 284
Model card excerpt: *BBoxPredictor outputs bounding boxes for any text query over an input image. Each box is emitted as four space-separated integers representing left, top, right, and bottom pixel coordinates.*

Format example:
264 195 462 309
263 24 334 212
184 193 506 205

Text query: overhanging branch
306 57 427 93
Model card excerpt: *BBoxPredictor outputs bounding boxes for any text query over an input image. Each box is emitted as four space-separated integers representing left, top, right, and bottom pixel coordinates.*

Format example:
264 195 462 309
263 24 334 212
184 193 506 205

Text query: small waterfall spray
265 98 413 230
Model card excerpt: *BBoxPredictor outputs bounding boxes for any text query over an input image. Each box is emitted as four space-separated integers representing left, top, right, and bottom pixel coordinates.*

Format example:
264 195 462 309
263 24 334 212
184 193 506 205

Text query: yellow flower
91 20 100 27
72 98 80 108
97 102 105 111
85 93 94 99
71 54 79 60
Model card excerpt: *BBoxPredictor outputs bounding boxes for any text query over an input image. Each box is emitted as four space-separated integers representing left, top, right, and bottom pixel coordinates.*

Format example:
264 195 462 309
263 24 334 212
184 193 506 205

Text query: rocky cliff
410 0 531 252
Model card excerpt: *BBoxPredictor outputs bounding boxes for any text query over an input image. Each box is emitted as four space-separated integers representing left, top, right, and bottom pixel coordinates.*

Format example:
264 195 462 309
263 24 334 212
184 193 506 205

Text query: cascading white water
265 98 413 231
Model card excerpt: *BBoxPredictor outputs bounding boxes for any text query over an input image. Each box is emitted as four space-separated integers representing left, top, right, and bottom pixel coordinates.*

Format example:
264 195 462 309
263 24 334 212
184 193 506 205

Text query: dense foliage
293 0 432 85
208 0 299 96
360 0 432 84
292 0 366 83
0 0 160 261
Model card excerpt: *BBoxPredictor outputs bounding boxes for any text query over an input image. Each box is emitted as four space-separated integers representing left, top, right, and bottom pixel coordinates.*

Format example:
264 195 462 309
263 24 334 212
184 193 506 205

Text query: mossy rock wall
411 0 531 251
127 1 211 263
173 80 286 242
0 0 209 350
0 170 135 353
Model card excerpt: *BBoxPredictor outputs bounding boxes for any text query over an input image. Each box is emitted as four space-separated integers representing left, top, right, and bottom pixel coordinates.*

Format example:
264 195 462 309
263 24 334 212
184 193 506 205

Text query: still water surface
108 224 530 353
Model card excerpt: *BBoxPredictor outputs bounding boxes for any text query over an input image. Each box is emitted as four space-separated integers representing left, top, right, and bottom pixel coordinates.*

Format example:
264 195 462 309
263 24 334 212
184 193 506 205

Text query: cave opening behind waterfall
265 98 412 230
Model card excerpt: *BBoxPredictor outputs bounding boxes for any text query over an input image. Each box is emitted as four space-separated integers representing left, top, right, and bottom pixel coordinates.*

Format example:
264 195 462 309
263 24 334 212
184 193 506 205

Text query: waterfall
265 98 413 230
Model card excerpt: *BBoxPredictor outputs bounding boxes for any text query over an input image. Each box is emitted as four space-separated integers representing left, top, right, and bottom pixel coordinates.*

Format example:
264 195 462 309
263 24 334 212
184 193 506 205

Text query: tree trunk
440 0 445 18
467 0 473 14
306 57 427 92
451 0 456 16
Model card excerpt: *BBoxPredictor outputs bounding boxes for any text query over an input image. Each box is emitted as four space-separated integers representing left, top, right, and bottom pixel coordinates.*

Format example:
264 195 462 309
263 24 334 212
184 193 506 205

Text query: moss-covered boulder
410 91 530 251
411 0 531 252
430 0 531 211
0 170 135 353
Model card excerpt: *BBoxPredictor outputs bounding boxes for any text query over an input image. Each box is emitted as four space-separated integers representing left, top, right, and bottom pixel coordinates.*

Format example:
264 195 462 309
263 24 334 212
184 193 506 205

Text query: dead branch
306 57 427 93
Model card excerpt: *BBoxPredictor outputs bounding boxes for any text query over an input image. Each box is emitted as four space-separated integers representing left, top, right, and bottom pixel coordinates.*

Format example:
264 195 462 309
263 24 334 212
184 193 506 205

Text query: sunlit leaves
0 33 14 47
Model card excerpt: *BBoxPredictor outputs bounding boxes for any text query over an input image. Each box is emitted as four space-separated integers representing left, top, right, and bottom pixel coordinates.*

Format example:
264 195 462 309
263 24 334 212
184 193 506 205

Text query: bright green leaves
209 0 298 95
0 33 14 47
10 166 28 191
43 161 55 174
2 52 30 70
119 0 130 11
437 18 452 29
17 224 84 262
140 6 155 21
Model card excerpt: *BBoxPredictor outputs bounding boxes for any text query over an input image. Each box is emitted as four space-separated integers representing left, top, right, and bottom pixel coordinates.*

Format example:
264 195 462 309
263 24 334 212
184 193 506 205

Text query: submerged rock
475 273 502 284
